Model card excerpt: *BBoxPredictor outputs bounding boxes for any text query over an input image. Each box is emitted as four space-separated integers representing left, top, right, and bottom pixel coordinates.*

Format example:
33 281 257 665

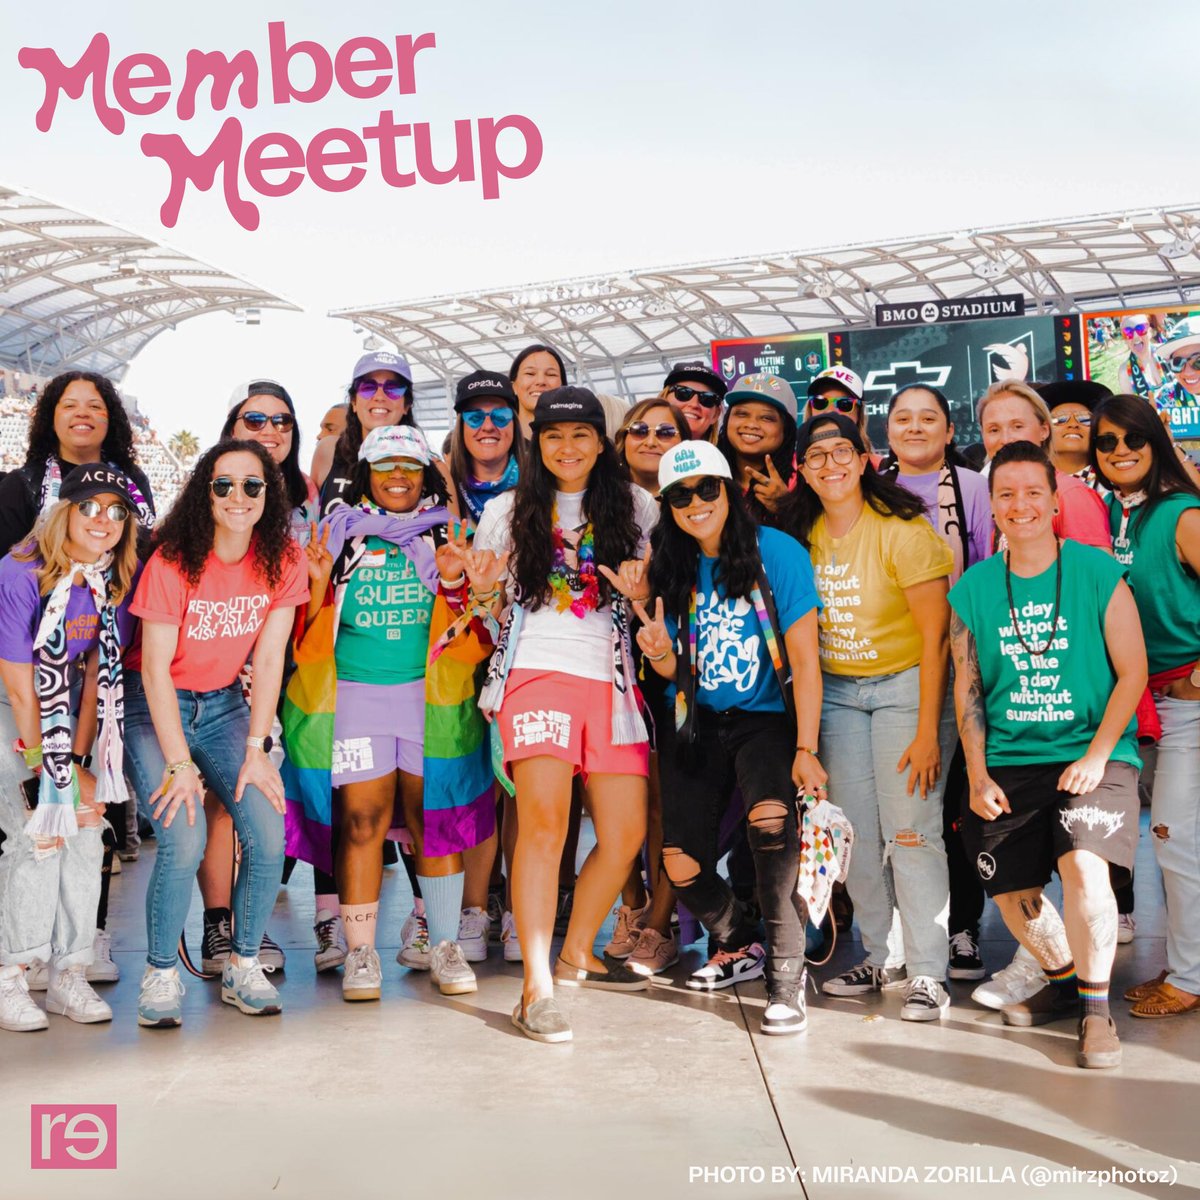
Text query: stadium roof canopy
333 202 1200 419
0 183 299 380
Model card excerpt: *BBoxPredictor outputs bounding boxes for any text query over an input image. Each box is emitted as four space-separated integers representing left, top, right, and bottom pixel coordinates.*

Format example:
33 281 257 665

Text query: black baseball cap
530 386 607 434
454 370 518 412
795 412 868 461
663 361 727 399
59 464 137 510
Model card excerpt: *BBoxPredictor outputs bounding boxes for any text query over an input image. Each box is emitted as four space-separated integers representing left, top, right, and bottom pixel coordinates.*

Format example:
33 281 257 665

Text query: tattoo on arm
951 613 987 748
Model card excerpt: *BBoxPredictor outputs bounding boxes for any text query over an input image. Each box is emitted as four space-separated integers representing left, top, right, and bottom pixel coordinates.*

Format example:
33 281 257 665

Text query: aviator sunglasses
461 407 515 430
1050 412 1093 426
239 411 295 432
210 476 267 498
664 476 724 509
75 500 130 522
1094 431 1149 454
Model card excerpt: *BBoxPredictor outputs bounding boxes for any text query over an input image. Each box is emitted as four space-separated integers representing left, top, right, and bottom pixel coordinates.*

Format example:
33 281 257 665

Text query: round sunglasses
664 476 723 509
461 407 515 430
1094 431 1149 454
355 379 409 402
210 476 267 499
75 500 130 522
668 384 721 409
625 421 681 441
239 411 295 432
1121 324 1149 339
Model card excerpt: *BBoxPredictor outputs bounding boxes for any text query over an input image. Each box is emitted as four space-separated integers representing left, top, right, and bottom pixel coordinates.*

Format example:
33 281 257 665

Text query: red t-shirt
1053 471 1112 551
127 547 308 691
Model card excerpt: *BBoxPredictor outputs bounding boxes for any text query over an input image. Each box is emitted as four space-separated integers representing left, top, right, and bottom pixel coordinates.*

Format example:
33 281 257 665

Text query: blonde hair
658 386 719 444
977 380 1052 430
12 500 139 604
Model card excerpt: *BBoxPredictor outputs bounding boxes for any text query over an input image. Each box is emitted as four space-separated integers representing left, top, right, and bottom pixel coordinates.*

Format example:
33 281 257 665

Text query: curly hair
509 430 639 610
221 394 307 511
348 458 450 510
649 478 762 617
153 439 295 589
26 371 139 471
716 403 797 526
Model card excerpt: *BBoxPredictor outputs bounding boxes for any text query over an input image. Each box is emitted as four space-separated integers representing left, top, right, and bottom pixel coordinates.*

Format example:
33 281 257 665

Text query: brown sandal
1130 981 1200 1018
1124 970 1168 1002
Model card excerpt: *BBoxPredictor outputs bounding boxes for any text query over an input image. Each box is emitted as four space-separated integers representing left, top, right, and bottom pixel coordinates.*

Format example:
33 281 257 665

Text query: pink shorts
497 669 649 781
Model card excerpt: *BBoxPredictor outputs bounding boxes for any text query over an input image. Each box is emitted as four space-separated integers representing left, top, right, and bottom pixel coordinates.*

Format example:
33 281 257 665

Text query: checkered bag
796 794 854 926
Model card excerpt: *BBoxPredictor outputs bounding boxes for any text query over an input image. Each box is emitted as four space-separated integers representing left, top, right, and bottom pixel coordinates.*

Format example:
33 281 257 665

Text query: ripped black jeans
658 707 805 989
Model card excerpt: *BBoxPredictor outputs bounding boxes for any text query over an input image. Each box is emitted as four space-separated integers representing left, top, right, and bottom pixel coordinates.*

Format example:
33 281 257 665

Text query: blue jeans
123 671 284 969
820 666 952 979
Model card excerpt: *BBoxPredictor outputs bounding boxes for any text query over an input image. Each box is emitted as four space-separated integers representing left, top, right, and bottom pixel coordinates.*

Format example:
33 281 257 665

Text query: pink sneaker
627 927 679 976
603 904 648 959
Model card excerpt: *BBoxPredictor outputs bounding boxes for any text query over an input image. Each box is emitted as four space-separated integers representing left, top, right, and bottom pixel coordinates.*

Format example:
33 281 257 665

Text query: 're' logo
976 852 996 881
31 1105 117 1170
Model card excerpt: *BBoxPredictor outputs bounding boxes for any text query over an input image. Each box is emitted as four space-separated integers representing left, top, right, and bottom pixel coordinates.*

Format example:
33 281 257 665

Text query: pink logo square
30 1105 117 1169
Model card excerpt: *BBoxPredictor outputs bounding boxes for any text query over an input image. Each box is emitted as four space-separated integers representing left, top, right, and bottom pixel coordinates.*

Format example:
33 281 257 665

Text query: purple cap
351 350 413 387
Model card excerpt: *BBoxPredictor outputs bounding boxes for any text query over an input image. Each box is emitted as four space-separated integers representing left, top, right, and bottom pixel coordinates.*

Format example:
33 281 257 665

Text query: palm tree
169 430 200 465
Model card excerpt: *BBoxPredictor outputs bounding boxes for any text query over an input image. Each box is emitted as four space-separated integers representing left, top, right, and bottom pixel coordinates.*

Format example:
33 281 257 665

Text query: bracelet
14 740 43 770
439 574 467 590
645 649 671 663
795 746 819 756
470 588 500 603
164 759 198 778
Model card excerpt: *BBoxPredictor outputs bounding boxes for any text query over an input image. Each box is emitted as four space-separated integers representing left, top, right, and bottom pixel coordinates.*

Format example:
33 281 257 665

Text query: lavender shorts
332 680 425 785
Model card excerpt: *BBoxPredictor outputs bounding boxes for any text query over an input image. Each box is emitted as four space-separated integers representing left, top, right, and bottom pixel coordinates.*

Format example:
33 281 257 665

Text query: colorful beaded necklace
549 505 600 617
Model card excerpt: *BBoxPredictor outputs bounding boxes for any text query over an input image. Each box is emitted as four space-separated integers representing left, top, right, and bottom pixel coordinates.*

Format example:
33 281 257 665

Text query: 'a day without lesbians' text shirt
948 540 1139 768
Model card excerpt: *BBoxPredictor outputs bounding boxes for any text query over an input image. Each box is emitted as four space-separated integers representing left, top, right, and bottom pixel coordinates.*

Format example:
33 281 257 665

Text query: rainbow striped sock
1077 977 1110 1019
1045 961 1078 1000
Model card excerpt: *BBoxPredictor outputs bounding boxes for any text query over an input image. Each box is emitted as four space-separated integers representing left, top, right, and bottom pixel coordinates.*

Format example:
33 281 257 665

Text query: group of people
0 348 1195 1066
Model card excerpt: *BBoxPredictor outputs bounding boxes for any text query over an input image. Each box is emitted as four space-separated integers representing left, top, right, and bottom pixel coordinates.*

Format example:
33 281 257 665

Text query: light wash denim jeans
123 671 284 969
1149 695 1200 994
0 693 101 968
820 666 953 979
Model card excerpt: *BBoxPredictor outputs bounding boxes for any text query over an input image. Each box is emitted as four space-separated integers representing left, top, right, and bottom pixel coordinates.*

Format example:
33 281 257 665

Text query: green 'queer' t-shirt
335 536 433 684
948 540 1140 769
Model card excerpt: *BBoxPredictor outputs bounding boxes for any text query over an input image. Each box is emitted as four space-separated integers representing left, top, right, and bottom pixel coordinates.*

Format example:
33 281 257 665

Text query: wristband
15 740 43 771
645 649 671 663
795 746 818 756
470 588 500 603
165 759 198 779
440 574 467 590
71 752 93 768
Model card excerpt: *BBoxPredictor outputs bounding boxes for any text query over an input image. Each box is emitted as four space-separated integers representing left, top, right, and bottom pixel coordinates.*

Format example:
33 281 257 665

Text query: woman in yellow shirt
781 413 955 1022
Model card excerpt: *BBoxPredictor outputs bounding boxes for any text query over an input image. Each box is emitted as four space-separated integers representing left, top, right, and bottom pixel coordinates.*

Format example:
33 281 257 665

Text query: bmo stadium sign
876 294 1027 327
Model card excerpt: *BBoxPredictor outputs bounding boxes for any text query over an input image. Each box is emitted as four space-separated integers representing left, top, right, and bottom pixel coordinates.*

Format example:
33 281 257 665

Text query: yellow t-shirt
809 505 952 676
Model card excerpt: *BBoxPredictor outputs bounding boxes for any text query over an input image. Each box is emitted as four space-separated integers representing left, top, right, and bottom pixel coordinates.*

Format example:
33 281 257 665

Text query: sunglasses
809 394 858 415
210 476 267 499
75 500 130 522
461 407 515 430
802 444 858 469
1050 413 1093 426
669 384 721 409
239 411 295 433
369 460 424 475
664 476 724 509
355 379 409 402
1121 324 1149 338
626 421 681 441
1094 431 1149 454
1168 351 1200 374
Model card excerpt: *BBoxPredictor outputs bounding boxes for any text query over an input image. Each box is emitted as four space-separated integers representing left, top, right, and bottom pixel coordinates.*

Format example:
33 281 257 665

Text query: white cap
359 425 433 465
808 365 864 401
658 440 733 493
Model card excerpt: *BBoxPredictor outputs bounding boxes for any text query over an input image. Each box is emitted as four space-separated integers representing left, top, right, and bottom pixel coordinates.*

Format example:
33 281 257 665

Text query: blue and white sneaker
221 956 282 1016
686 942 766 991
137 966 185 1028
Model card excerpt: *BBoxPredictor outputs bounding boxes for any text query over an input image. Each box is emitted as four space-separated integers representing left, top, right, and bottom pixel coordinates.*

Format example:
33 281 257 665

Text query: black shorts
960 760 1139 897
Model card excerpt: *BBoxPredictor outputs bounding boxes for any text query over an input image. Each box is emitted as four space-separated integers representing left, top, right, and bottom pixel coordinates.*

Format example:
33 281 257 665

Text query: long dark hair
348 458 450 511
508 343 568 386
880 383 970 470
716 403 797 525
333 370 415 469
1091 394 1200 526
154 439 294 589
649 479 762 616
26 371 138 472
781 416 927 548
221 398 307 511
509 429 638 610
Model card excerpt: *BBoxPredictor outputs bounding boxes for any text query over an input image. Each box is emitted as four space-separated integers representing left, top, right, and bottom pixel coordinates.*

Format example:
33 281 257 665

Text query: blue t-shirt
665 526 820 713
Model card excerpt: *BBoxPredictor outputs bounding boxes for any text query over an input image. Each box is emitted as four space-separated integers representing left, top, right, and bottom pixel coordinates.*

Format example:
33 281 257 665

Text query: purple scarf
319 502 448 592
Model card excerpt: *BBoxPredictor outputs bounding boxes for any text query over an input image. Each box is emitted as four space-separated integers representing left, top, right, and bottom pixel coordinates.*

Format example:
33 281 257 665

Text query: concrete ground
2 812 1197 1200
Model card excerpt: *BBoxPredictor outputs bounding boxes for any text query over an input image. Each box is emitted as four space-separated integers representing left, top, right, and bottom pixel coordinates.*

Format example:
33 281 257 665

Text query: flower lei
548 504 599 617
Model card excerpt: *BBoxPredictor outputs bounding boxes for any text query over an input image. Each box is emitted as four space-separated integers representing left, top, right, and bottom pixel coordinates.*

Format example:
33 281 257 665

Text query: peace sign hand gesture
632 597 674 675
746 458 789 513
598 544 652 601
305 521 334 588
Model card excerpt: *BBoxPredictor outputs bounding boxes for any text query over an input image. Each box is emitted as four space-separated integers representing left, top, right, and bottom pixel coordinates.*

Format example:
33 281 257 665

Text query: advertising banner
710 333 828 398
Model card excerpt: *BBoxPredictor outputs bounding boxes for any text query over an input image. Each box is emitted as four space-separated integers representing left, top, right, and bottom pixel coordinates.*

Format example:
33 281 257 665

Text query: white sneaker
343 945 382 1002
220 956 282 1016
46 965 113 1024
397 910 431 970
1117 914 1136 944
900 975 950 1021
25 960 49 992
0 965 48 1031
457 907 491 963
86 929 119 983
500 910 523 963
429 940 478 996
313 910 348 972
137 966 185 1027
971 946 1047 1010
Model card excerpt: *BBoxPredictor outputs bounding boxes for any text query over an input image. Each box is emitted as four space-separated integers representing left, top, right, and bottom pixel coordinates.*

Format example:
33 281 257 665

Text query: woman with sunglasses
614 399 689 495
0 466 139 1032
473 387 658 1043
660 361 727 442
313 351 417 511
123 441 308 1027
637 441 823 1031
781 413 956 1021
1091 395 1200 1019
716 374 798 527
1037 381 1112 490
804 367 877 459
1116 313 1168 404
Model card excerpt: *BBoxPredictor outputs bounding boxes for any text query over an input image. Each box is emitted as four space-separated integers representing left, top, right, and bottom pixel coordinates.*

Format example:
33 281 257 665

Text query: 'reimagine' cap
530 386 607 434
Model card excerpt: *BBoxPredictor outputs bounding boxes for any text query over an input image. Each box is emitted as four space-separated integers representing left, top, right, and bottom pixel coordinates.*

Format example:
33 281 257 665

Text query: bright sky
4 0 1200 460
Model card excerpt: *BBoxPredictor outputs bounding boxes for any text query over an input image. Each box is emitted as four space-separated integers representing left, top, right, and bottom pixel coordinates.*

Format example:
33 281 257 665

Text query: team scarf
1112 488 1149 546
281 500 496 869
25 553 128 842
460 455 520 523
884 458 968 580
40 456 155 528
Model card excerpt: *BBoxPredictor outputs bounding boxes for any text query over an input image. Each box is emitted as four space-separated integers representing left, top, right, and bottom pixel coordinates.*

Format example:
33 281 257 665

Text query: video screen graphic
1083 307 1200 440
710 334 828 398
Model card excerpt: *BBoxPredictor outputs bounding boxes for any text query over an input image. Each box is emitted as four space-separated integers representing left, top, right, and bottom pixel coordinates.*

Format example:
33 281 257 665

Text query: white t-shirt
474 485 658 682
